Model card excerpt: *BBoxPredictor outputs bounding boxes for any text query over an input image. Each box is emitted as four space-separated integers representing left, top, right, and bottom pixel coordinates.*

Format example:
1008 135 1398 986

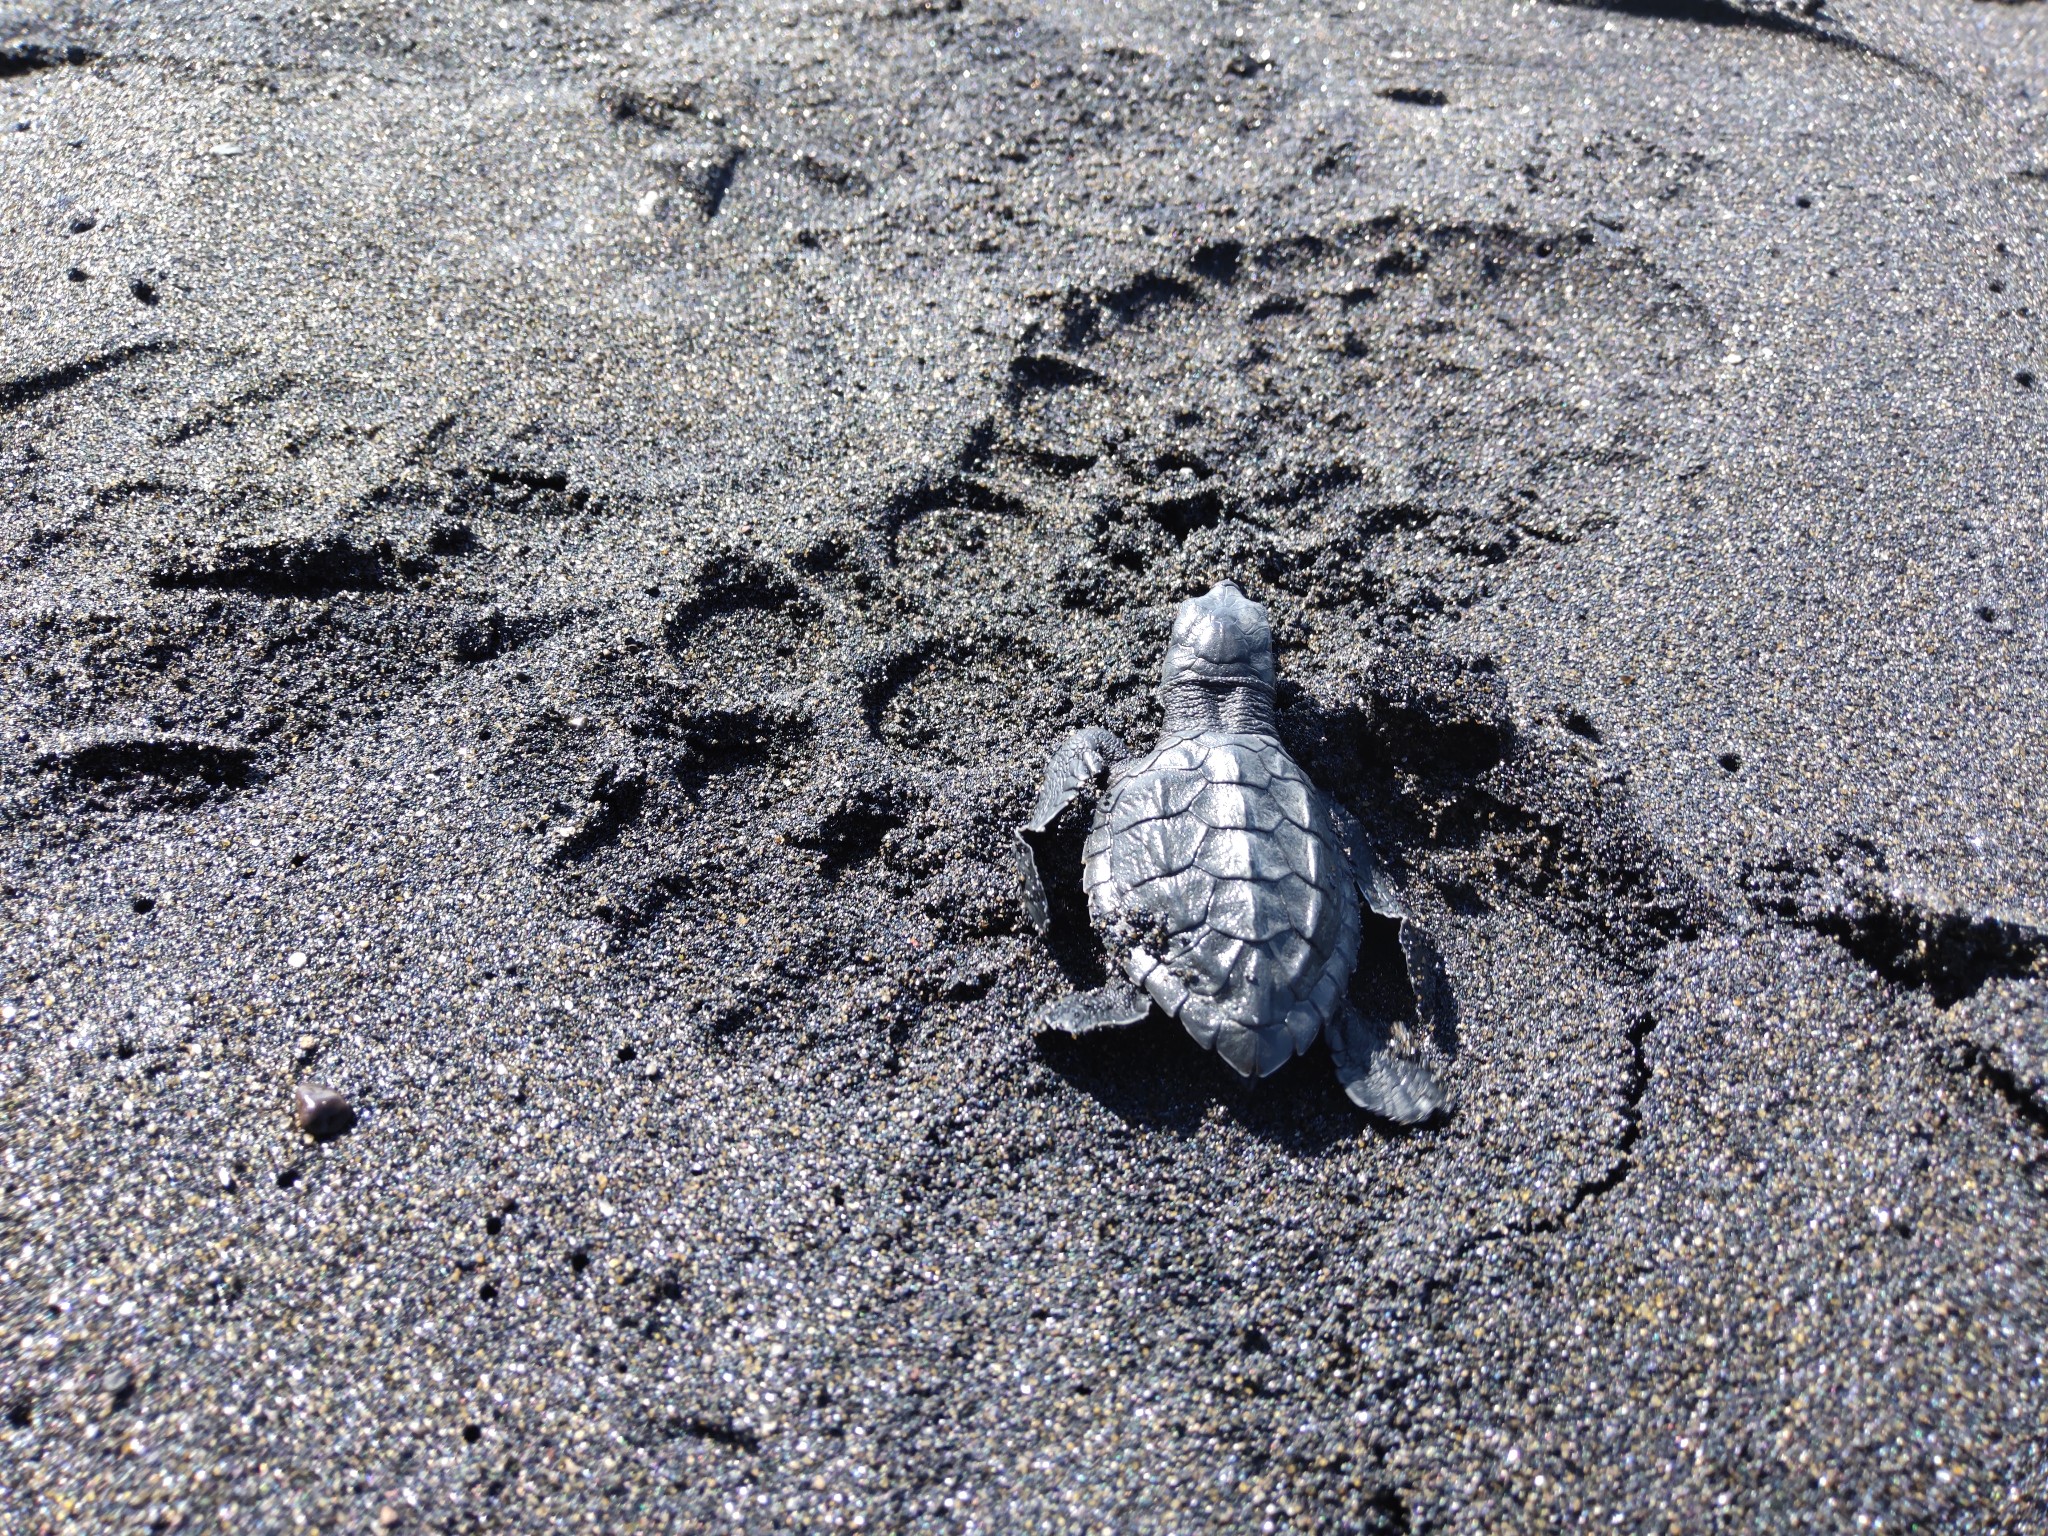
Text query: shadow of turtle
1036 917 1453 1151
1360 908 1461 1063
1020 813 1111 991
1035 1013 1370 1153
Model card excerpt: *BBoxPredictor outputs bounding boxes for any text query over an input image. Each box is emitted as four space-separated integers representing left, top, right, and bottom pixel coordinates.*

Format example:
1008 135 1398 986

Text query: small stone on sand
294 1082 355 1141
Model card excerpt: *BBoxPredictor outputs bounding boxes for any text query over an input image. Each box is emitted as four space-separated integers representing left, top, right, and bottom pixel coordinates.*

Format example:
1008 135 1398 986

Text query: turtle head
1159 581 1278 734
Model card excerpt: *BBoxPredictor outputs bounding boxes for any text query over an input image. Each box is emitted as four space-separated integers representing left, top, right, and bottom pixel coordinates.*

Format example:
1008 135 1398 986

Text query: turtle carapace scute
1016 581 1447 1125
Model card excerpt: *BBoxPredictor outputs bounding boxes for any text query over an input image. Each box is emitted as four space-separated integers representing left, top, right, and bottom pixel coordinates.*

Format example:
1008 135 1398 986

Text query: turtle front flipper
1328 1007 1446 1125
1325 802 1452 1121
1017 726 1127 934
1038 980 1152 1035
1326 804 1455 1039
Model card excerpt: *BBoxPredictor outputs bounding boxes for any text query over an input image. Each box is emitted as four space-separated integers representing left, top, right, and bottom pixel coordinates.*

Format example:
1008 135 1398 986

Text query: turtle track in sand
6 6 2040 1528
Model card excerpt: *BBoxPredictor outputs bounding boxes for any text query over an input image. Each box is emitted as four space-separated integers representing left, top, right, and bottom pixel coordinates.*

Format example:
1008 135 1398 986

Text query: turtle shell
1080 729 1362 1077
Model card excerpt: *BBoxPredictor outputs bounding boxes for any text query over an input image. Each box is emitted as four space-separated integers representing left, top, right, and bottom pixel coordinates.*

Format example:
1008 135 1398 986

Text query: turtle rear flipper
1017 726 1127 933
1328 1007 1447 1125
1038 981 1152 1035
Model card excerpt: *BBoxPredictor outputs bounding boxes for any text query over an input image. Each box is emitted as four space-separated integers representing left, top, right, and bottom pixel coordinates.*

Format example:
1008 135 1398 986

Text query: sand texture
3 1 2047 1530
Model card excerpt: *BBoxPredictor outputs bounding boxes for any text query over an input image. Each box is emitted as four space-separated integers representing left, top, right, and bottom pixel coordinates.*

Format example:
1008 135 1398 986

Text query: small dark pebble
65 266 87 283
294 1081 356 1140
67 213 96 234
1718 751 1743 773
129 276 159 305
2017 369 2037 389
130 894 155 914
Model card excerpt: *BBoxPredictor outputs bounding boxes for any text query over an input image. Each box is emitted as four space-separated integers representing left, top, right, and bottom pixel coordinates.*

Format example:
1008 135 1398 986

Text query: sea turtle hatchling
1017 581 1448 1124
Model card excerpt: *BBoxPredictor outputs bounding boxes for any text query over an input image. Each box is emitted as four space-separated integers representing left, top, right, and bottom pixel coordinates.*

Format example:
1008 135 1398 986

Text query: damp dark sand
2 2 2046 1530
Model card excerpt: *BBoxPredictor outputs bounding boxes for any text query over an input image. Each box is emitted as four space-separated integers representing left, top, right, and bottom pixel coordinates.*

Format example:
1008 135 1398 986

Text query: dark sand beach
2 1 2046 1529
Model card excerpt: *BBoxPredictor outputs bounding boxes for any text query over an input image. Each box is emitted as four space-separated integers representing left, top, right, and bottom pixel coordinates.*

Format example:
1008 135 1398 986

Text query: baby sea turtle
1017 582 1447 1124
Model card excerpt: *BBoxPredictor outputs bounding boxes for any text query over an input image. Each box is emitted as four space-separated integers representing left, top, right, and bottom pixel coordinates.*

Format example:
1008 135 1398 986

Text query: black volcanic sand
3 2 2046 1531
